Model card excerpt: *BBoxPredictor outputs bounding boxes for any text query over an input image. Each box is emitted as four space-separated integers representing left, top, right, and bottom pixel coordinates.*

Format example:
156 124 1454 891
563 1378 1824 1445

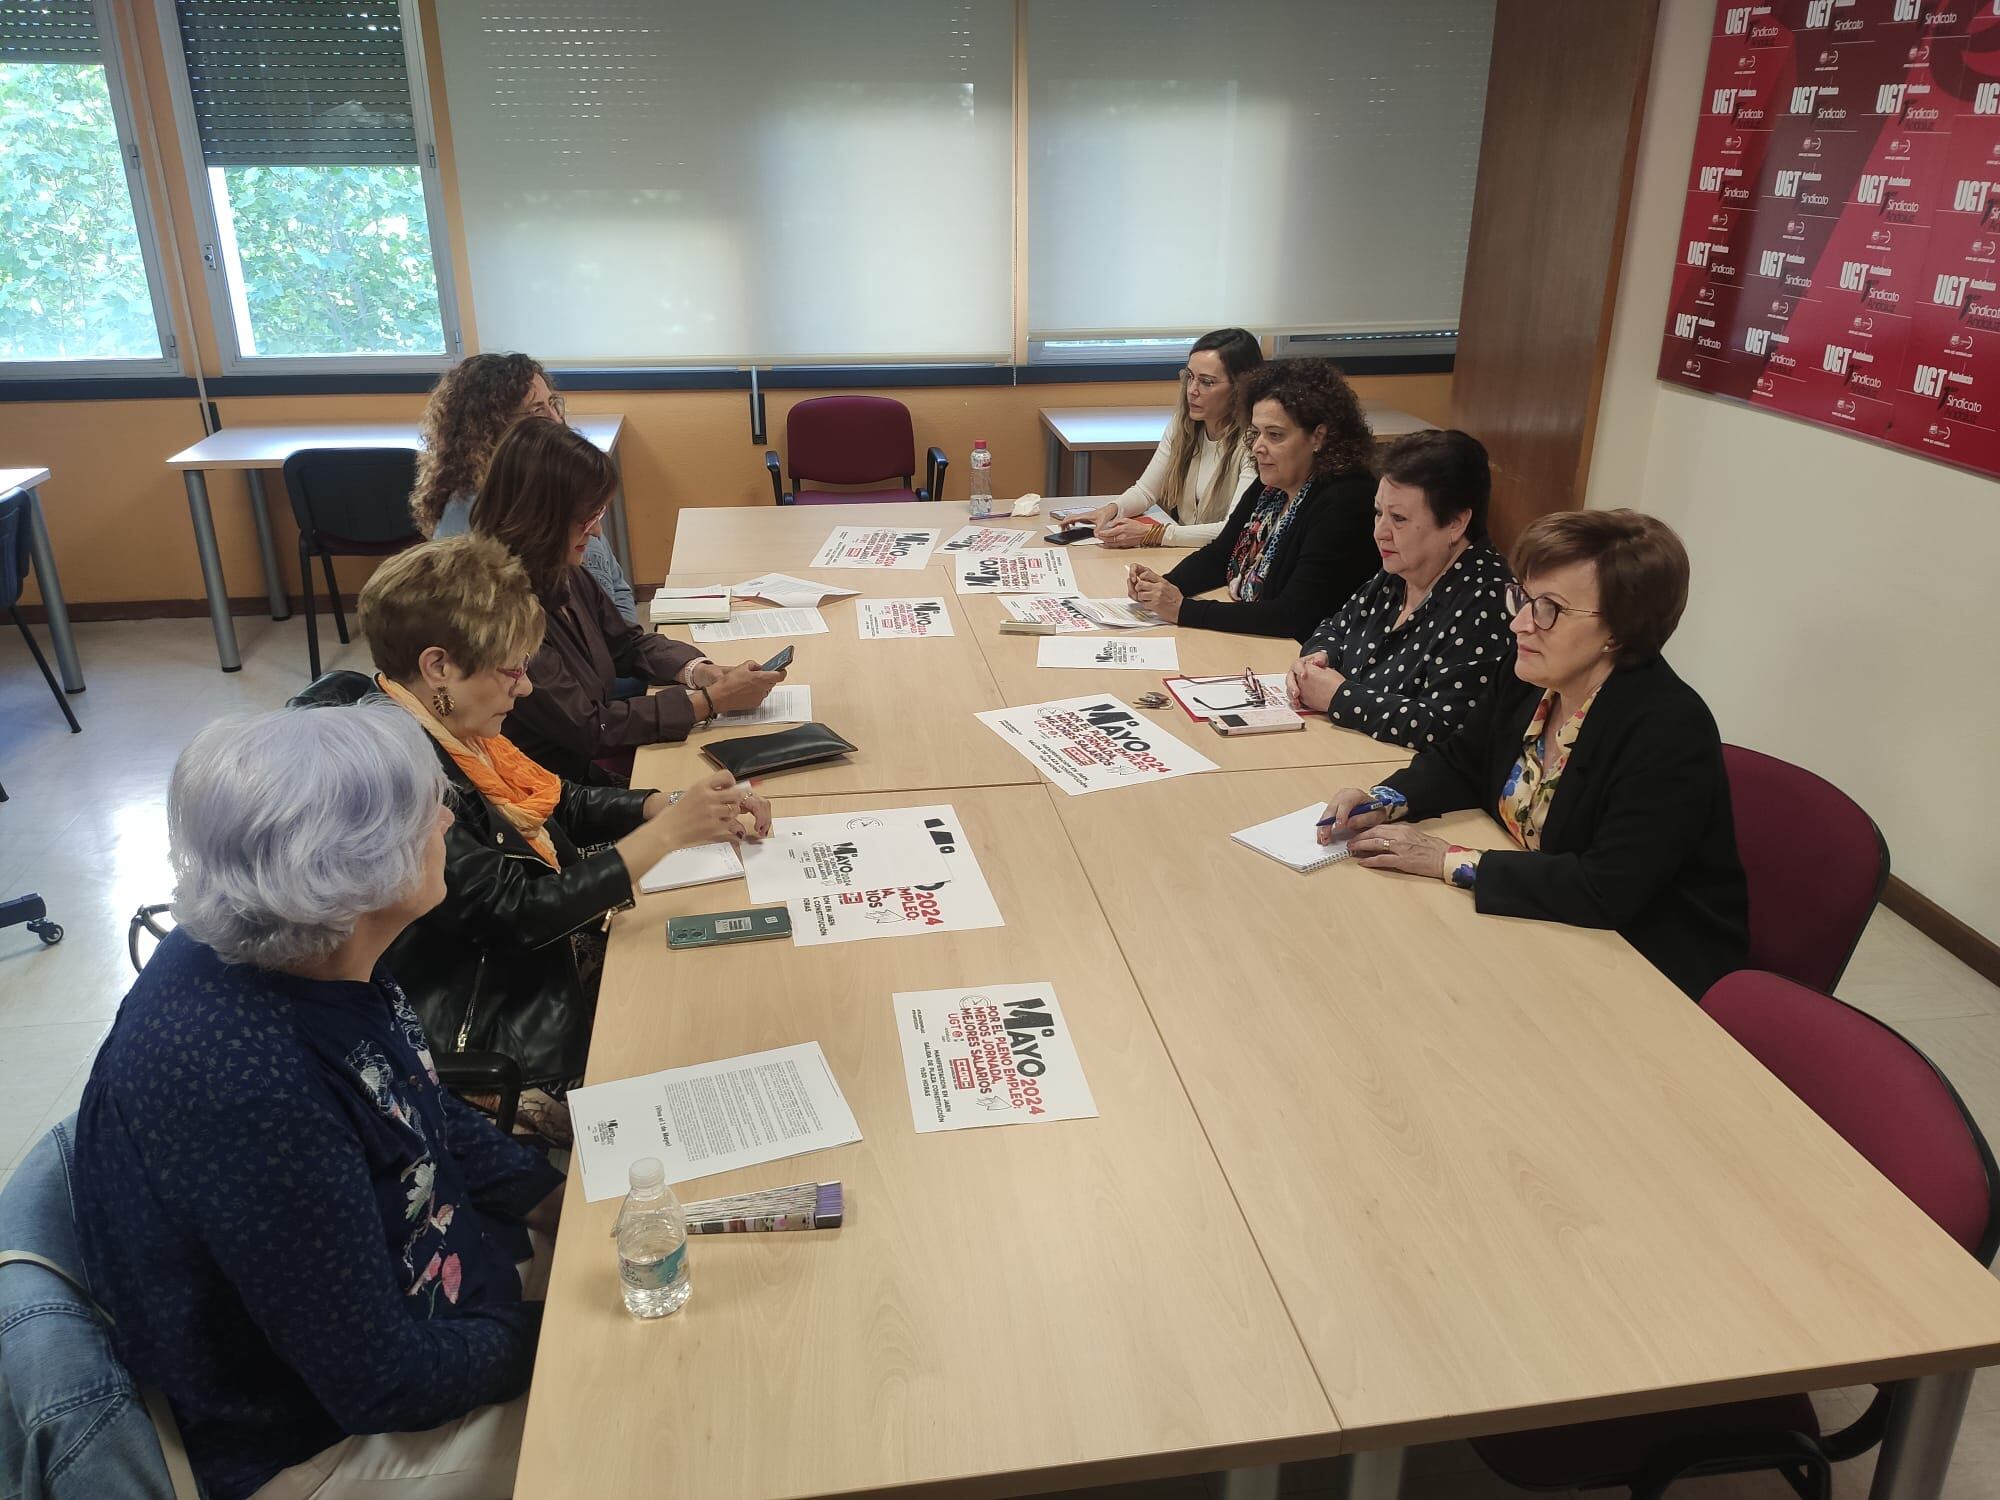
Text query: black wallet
700 722 857 778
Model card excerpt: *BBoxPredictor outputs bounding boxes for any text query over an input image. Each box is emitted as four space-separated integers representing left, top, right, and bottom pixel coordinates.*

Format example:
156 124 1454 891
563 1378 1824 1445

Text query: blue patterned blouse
73 929 561 1500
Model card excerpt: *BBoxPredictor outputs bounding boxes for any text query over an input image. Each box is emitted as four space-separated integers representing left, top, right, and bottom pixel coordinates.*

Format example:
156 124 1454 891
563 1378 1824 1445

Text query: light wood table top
1053 765 2000 1448
672 499 987 573
638 582 1038 798
0 467 51 494
515 785 1337 1500
956 559 1409 774
165 415 623 470
1039 403 1434 451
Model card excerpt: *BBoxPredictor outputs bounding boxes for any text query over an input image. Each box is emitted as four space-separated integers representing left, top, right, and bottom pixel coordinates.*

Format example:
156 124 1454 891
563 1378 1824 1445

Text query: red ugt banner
1660 0 2000 477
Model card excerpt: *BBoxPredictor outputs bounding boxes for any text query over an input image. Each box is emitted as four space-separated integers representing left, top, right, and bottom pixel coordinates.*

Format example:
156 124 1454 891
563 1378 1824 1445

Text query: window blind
0 0 101 64
1027 0 1494 341
171 0 418 166
435 0 1014 364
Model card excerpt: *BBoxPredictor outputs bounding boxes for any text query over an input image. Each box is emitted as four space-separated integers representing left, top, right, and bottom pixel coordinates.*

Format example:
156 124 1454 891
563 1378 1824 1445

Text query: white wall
1589 0 2000 942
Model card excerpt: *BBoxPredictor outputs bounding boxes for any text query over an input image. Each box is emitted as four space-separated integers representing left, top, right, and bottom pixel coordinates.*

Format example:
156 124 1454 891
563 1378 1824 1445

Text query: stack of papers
649 587 731 624
639 840 744 894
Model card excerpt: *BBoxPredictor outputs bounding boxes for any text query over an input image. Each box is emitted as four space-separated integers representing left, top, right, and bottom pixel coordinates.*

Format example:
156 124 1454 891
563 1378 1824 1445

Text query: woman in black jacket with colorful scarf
1125 358 1379 641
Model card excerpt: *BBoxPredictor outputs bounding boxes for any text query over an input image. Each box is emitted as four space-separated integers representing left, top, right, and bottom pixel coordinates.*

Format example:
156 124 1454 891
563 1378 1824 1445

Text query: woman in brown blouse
469 420 783 782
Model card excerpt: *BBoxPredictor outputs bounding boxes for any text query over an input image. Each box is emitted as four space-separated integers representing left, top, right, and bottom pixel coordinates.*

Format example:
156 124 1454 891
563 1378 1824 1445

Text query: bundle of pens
681 1181 844 1234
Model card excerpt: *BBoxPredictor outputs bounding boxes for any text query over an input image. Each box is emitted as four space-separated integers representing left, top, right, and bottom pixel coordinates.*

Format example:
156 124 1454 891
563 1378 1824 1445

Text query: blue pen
1315 789 1405 829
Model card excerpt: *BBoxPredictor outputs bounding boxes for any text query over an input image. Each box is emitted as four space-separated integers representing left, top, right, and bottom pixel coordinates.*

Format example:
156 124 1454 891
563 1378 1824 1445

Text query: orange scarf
376 675 562 867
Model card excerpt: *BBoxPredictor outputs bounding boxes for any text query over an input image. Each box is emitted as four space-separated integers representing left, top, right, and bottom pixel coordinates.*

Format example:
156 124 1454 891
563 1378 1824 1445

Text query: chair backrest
0 1119 190 1499
0 490 29 607
785 396 917 488
1704 971 2000 1264
1722 744 1889 992
281 448 423 549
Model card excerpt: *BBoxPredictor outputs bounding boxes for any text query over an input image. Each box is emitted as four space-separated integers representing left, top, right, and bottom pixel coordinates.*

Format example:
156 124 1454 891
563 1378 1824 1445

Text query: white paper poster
709 684 812 727
940 524 1036 555
568 1042 862 1201
1036 635 1180 671
998 595 1099 632
690 607 828 642
638 840 744 894
857 597 954 638
789 803 1003 947
810 526 940 570
732 572 860 607
895 982 1098 1133
953 549 1079 595
741 810 951 902
974 694 1218 796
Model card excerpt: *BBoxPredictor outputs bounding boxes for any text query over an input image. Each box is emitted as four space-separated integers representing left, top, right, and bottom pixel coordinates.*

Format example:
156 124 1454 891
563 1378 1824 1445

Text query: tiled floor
5 614 2000 1498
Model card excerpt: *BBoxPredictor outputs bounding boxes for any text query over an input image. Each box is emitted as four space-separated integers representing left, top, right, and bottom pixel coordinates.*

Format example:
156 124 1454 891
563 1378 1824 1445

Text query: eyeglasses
522 392 567 422
494 657 532 684
1506 582 1605 631
578 503 608 533
1178 367 1224 393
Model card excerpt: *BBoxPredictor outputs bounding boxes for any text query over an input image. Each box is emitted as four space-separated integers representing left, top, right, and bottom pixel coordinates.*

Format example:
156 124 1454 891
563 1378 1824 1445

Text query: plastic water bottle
968 440 994 518
616 1157 690 1318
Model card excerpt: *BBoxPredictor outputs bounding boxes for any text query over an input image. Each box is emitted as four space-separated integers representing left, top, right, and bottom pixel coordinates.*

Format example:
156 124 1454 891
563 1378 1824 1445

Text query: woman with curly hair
1126 357 1380 640
414 352 639 625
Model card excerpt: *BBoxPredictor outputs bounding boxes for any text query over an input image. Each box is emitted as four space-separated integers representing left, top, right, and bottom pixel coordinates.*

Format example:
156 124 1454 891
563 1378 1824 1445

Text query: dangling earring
431 687 455 718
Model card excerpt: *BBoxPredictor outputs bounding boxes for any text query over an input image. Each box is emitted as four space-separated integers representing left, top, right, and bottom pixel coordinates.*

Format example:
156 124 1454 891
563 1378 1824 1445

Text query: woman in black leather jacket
292 535 769 1128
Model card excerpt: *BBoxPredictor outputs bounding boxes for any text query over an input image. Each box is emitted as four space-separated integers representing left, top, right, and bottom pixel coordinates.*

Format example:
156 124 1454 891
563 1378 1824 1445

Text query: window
0 0 177 373
1026 0 1493 352
158 0 460 368
434 1 1013 365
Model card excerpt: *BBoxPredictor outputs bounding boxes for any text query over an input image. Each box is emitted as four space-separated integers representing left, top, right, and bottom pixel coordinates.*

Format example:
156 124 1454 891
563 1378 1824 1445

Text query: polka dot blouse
1300 539 1517 751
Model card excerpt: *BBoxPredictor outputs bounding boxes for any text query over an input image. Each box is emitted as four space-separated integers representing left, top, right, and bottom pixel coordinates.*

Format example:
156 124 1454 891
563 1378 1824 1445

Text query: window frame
0 0 184 379
152 0 464 376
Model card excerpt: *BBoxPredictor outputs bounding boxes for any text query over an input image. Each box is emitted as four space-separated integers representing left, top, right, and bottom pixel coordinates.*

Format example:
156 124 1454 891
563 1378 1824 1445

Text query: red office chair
1473 970 2000 1500
764 395 948 506
1723 745 1890 993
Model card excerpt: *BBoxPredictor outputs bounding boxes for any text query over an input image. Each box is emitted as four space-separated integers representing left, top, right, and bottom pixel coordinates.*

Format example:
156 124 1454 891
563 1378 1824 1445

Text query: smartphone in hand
758 645 795 673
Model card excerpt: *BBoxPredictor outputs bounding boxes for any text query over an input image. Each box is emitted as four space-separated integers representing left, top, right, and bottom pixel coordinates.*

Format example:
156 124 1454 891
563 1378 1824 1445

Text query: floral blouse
1226 484 1308 602
1437 683 1604 890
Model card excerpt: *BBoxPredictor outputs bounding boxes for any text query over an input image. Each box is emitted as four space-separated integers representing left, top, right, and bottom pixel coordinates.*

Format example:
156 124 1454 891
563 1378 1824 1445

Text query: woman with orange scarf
294 534 770 1140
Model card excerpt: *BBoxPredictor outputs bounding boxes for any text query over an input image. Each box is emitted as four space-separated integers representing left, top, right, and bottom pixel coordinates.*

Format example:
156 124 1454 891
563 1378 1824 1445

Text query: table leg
607 449 635 579
1210 1466 1279 1500
21 486 83 692
1044 432 1061 497
1070 450 1092 495
1329 1447 1404 1500
243 469 291 620
183 469 242 672
1868 1369 1974 1500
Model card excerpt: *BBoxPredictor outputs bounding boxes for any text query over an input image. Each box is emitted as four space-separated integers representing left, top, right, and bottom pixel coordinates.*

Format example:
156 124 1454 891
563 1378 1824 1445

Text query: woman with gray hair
72 703 560 1500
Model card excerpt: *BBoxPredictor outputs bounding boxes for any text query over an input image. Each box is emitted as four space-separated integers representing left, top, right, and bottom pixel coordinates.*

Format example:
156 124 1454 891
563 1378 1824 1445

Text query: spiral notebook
1230 803 1353 873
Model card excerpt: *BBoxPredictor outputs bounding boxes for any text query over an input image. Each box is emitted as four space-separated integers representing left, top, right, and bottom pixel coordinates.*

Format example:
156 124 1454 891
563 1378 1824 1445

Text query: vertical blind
1027 0 1494 340
435 0 1015 364
172 0 419 165
0 0 101 64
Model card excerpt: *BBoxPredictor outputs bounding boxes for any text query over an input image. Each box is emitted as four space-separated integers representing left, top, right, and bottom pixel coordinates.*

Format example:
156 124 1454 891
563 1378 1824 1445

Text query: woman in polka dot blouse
1287 430 1514 750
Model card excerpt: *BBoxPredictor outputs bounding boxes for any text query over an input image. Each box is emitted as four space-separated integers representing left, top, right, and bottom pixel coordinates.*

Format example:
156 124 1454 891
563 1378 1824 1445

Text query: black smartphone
1044 523 1096 546
758 645 795 673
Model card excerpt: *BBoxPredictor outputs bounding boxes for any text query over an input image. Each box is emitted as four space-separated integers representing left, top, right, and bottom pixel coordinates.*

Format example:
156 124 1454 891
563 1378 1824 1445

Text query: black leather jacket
290 672 652 1084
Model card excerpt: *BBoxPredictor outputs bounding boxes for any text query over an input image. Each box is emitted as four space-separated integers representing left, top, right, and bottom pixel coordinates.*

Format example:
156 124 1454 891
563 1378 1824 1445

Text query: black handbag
701 722 858 778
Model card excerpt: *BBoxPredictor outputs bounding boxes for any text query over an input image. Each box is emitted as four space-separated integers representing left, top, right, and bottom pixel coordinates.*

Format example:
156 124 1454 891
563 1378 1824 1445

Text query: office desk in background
0 467 80 693
165 416 627 672
1039 402 1436 495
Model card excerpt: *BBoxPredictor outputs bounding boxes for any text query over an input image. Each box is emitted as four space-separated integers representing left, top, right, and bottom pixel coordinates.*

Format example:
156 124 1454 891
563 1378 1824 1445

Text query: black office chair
1 489 76 948
280 448 423 678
